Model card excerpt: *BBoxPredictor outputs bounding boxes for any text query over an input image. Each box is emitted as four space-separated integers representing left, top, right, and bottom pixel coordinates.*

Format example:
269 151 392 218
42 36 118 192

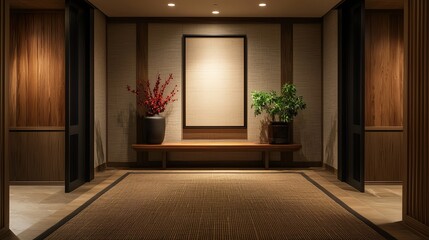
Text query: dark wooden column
0 0 9 235
281 23 293 162
404 0 429 236
136 23 149 166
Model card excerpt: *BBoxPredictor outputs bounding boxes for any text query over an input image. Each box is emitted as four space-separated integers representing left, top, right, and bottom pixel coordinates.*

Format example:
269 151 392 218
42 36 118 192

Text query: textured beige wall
107 23 137 163
148 24 281 161
293 24 323 163
148 24 281 143
106 23 323 163
323 10 338 169
94 9 107 168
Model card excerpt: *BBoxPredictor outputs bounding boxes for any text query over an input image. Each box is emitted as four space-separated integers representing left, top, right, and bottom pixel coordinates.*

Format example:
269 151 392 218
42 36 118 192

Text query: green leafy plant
251 83 306 123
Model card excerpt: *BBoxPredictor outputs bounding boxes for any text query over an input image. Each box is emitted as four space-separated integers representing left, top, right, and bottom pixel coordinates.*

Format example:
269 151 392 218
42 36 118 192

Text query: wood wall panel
8 11 65 183
9 131 64 181
404 0 429 234
365 131 403 182
9 11 65 127
365 11 404 127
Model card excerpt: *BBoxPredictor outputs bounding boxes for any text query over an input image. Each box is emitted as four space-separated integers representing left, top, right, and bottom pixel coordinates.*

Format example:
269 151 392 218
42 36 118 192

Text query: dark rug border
34 172 132 240
299 173 396 240
35 172 396 240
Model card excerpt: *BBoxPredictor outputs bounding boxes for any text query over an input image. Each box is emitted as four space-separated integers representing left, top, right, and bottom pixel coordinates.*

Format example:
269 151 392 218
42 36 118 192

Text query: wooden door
65 0 93 192
338 0 366 192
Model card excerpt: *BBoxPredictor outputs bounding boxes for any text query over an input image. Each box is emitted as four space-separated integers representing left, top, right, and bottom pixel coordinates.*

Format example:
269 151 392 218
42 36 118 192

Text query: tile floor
9 170 121 239
7 169 427 239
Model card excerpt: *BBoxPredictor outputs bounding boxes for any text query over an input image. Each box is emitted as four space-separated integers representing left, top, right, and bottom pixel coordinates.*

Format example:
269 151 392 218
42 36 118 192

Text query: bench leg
264 151 269 169
162 151 167 169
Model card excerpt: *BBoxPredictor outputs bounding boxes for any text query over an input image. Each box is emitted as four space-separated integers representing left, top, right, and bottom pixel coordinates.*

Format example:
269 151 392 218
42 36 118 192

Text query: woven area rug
38 172 394 240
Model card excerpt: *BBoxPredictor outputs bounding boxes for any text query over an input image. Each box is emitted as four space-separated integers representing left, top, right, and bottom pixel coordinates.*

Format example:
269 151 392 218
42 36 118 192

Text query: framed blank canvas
183 35 247 129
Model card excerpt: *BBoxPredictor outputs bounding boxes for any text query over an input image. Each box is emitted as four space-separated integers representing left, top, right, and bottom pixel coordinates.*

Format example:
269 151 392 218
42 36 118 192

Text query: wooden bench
132 142 302 169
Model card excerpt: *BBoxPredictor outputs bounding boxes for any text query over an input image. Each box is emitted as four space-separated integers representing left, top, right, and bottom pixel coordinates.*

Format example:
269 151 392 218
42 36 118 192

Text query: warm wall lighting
212 10 220 14
168 3 175 7
259 3 267 7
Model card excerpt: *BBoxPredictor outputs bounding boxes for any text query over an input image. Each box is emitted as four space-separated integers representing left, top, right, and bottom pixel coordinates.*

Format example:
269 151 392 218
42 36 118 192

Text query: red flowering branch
127 73 178 116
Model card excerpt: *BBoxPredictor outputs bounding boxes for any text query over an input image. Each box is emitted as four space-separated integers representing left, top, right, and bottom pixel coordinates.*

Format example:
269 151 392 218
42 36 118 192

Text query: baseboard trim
269 161 323 168
10 181 63 186
107 162 139 168
0 230 17 239
404 215 429 238
365 181 402 185
323 163 338 175
95 163 107 172
107 161 323 169
160 161 264 168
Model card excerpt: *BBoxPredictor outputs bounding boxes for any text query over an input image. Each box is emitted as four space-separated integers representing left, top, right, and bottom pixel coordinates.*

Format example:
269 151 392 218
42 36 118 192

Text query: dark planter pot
268 122 291 144
144 115 165 144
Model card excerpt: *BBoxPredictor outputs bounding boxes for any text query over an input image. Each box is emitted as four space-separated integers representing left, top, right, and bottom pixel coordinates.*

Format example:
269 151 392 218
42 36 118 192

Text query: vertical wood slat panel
407 0 413 220
405 0 429 233
421 1 429 226
281 23 293 162
0 0 7 233
9 11 65 127
136 23 148 164
26 14 38 126
365 10 404 127
8 10 15 129
49 13 65 126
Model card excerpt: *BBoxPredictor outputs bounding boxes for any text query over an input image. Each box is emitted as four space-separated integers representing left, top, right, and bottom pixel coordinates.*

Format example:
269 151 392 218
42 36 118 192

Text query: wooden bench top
132 141 302 152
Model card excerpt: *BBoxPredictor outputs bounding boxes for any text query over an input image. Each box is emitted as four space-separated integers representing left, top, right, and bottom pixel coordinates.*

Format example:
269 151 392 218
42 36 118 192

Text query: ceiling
88 0 342 18
10 0 64 9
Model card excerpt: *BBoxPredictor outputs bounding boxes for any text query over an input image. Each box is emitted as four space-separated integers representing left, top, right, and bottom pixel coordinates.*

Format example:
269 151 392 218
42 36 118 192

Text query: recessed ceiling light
212 10 220 14
167 3 175 7
259 3 267 7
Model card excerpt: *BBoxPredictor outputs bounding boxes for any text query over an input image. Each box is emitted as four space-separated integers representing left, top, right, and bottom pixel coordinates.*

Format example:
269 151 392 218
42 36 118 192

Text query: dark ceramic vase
144 115 165 144
268 122 291 144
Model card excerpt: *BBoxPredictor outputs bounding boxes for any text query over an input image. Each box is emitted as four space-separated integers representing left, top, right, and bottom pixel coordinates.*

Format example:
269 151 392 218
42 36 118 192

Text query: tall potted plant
251 83 306 144
127 73 178 144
